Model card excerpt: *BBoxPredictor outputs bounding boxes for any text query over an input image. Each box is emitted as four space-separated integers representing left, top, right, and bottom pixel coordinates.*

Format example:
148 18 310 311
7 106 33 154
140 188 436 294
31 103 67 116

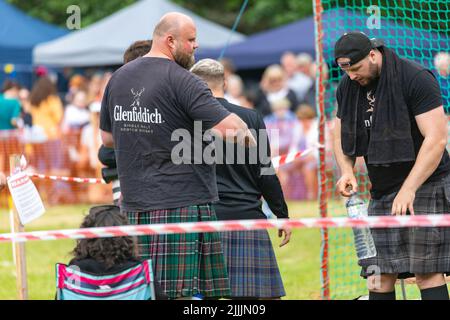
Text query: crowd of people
0 57 322 202
0 70 113 204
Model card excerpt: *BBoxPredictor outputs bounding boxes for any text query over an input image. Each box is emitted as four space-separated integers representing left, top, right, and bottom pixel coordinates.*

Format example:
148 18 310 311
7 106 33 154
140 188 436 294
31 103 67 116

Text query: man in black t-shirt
191 58 291 299
100 12 255 300
334 32 450 300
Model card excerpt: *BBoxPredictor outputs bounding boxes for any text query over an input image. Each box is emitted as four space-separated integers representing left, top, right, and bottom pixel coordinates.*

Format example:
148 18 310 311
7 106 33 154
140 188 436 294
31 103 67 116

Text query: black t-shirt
100 57 230 211
214 98 289 221
337 56 450 199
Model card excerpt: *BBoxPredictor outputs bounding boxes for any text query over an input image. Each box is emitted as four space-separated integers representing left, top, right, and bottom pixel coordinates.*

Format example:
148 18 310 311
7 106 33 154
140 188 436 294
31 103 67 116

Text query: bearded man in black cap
333 32 450 300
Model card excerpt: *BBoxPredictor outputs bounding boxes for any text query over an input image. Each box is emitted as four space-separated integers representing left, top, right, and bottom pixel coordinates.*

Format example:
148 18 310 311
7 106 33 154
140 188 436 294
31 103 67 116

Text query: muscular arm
101 130 114 148
401 106 448 193
392 106 448 215
333 118 357 196
211 113 257 147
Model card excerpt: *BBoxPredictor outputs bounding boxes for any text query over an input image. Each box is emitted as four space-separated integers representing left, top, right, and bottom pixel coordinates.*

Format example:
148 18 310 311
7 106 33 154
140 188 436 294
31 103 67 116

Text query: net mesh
0 129 112 209
317 0 450 299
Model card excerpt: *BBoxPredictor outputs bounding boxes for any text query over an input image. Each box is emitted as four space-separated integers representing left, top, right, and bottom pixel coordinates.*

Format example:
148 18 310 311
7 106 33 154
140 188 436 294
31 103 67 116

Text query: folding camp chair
56 259 155 300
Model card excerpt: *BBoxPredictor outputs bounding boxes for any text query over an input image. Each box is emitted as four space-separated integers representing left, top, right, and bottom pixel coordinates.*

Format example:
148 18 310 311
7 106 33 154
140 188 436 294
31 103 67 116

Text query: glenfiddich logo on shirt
113 88 163 124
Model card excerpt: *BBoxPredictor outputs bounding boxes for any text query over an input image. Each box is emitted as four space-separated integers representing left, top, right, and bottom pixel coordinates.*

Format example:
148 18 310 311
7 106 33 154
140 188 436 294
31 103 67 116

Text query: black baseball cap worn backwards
334 32 384 68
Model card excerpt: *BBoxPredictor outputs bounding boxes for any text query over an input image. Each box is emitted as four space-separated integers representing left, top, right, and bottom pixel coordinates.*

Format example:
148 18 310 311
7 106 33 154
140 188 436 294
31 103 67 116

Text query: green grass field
0 200 423 300
0 202 324 300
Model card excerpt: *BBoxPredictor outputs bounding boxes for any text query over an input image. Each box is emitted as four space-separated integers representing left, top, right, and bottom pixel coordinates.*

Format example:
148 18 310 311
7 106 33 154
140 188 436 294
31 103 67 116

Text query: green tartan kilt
126 204 230 299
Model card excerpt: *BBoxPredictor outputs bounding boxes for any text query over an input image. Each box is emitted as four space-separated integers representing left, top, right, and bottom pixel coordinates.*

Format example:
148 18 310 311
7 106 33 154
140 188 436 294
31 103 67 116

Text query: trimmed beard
173 48 195 70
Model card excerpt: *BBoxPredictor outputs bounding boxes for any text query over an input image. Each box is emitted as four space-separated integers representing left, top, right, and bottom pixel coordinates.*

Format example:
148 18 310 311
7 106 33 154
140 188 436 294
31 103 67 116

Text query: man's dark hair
123 40 152 64
71 205 137 268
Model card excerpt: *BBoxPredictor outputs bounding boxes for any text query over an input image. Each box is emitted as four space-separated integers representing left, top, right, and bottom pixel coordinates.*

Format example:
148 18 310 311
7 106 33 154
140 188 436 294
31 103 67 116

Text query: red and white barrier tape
24 145 323 185
28 173 106 184
272 148 313 168
1 214 449 243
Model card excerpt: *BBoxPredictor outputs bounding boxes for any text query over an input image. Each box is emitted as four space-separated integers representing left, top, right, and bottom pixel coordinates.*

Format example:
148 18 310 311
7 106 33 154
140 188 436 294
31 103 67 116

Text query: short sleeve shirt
0 94 21 130
336 54 449 198
100 57 230 211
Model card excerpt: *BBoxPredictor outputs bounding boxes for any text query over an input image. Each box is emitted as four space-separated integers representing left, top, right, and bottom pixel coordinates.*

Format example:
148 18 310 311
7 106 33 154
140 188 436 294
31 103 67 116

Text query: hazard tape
24 146 322 185
271 147 315 168
28 173 106 184
1 214 449 243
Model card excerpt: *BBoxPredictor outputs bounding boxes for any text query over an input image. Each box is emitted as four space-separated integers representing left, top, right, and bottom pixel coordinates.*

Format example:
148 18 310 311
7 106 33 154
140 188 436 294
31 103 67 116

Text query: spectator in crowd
123 40 152 64
219 58 236 82
263 98 302 195
263 98 301 156
434 52 449 112
224 74 246 106
300 62 337 119
86 73 103 105
29 76 67 203
0 81 24 173
281 52 313 102
0 80 21 130
255 64 298 116
297 53 315 100
18 87 32 128
29 76 64 143
293 104 319 200
241 90 256 109
65 74 88 105
77 102 110 203
67 205 167 299
62 90 90 132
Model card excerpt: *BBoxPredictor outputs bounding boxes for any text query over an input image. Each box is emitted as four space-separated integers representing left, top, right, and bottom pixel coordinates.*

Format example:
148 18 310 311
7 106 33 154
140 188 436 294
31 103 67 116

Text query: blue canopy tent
196 15 316 70
199 8 449 70
0 0 67 88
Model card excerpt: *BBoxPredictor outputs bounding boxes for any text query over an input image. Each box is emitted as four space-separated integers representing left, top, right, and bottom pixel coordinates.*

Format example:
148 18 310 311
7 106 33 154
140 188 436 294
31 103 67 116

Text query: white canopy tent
33 0 245 67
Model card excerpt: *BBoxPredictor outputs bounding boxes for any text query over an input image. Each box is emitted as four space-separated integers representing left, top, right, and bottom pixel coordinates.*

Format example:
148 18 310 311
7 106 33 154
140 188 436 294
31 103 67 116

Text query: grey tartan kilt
360 173 450 279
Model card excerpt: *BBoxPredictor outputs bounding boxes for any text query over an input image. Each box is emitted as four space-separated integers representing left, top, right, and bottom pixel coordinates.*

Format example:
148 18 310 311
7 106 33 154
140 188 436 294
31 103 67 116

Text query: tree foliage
171 0 314 34
6 0 313 34
6 0 448 35
6 0 137 28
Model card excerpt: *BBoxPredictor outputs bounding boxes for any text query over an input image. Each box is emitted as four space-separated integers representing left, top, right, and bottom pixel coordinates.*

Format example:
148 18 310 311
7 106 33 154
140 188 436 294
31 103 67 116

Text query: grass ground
0 200 423 300
0 202 323 300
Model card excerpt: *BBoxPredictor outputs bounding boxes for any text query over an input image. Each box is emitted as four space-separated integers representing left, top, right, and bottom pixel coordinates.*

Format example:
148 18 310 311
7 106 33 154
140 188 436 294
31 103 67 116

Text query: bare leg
415 273 446 290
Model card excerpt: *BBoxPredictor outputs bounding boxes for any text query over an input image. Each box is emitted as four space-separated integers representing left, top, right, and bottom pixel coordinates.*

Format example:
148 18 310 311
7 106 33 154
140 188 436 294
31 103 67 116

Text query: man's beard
360 61 380 87
173 48 195 70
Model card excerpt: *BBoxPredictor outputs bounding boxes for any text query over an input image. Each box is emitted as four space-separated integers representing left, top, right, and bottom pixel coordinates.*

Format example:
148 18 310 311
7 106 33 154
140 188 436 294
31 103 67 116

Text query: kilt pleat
220 229 285 298
360 174 450 279
126 204 230 299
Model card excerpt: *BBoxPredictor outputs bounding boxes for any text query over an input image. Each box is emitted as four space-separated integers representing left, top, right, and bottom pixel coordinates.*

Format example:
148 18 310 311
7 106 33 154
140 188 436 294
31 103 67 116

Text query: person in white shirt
62 90 90 132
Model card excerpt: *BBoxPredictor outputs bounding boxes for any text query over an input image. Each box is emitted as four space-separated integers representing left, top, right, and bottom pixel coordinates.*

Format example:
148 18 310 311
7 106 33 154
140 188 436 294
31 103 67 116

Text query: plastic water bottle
192 293 204 300
345 193 377 260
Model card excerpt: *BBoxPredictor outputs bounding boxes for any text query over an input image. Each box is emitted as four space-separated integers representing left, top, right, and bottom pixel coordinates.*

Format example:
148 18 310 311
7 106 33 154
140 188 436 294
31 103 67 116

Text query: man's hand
278 227 291 247
336 172 358 197
0 172 6 191
391 187 415 215
231 128 257 147
241 128 257 147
